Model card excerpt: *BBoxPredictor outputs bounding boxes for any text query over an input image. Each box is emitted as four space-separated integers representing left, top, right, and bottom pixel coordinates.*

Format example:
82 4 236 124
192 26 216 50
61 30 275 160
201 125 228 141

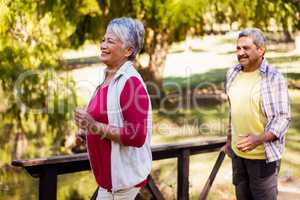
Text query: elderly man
224 28 291 200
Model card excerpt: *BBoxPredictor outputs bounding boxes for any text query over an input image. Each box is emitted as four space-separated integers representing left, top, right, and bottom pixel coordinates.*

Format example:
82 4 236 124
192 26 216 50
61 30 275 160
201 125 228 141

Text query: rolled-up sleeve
120 77 149 147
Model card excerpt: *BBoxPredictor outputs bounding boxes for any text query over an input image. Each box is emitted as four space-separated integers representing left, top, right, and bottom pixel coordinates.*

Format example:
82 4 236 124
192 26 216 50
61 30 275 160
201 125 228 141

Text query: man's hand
223 132 233 158
223 141 233 158
236 134 264 152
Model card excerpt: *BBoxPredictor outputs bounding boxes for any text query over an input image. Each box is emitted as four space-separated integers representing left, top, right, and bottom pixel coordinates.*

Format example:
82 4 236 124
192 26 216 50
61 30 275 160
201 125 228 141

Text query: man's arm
264 73 291 141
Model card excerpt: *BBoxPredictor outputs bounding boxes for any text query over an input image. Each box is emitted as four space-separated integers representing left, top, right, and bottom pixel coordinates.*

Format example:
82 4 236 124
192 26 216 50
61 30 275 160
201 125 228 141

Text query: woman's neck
105 59 128 79
107 59 128 74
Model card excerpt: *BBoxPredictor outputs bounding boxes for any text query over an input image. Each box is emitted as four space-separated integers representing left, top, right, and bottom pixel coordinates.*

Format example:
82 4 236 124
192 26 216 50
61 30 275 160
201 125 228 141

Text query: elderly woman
74 17 152 200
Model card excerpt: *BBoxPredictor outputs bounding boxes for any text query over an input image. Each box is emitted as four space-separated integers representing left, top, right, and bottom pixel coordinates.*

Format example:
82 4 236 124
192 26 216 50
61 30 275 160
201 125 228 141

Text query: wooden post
199 151 225 200
177 149 190 200
39 166 57 200
146 175 165 200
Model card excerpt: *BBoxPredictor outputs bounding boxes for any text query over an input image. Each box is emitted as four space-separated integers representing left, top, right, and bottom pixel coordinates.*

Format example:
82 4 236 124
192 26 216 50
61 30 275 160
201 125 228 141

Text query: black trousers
232 153 280 200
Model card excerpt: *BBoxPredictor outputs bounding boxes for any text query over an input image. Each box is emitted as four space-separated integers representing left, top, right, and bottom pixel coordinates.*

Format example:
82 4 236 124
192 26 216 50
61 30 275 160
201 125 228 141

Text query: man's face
236 36 265 69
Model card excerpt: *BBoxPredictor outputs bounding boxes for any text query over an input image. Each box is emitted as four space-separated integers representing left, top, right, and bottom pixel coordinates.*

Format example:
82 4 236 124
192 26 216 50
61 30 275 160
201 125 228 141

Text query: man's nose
237 49 245 56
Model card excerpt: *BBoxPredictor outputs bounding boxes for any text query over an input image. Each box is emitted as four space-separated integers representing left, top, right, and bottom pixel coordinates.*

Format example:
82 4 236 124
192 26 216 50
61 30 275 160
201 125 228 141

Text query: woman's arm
74 77 149 146
119 77 149 147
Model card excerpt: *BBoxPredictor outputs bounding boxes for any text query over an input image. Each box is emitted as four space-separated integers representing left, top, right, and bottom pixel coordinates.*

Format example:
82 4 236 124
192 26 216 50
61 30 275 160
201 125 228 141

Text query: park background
1 0 300 199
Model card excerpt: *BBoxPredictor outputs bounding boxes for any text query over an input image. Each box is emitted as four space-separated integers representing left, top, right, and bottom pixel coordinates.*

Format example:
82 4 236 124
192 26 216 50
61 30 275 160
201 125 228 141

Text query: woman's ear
124 46 134 58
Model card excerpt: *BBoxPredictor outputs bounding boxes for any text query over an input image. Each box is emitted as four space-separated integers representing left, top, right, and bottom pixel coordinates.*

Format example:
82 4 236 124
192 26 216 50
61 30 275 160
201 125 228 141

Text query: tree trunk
281 17 293 42
295 31 300 53
12 132 28 160
139 30 169 108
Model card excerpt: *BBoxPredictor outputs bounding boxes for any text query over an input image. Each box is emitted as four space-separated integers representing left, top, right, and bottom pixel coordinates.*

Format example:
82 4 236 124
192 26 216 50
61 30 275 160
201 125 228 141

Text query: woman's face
100 31 132 68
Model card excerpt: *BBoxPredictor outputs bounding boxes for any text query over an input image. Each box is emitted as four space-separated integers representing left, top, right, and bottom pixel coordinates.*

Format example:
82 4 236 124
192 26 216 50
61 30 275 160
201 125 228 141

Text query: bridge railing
12 138 227 200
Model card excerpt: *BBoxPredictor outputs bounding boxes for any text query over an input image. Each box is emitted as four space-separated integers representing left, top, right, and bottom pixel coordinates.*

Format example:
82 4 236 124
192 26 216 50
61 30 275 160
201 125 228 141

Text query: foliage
0 0 97 160
211 0 300 37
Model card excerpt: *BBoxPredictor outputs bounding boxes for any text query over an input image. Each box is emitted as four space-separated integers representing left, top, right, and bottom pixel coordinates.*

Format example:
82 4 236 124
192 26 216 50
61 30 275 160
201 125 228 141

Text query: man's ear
258 46 266 57
125 46 134 58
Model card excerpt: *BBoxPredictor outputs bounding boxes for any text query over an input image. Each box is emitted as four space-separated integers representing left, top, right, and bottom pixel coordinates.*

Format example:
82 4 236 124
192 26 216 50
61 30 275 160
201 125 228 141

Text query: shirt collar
114 60 133 77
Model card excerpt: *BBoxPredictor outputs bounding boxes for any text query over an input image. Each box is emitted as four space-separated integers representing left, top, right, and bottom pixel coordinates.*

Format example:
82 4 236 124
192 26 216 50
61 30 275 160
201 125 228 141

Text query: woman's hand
75 129 87 145
74 108 94 130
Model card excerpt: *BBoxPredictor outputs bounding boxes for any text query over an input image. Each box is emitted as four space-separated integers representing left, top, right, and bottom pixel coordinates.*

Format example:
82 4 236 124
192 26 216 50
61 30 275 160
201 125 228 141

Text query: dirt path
279 192 300 200
278 182 300 200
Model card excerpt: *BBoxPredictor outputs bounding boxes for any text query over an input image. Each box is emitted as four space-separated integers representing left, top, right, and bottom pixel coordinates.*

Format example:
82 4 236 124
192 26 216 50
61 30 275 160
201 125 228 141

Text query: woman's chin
100 57 109 65
102 62 110 67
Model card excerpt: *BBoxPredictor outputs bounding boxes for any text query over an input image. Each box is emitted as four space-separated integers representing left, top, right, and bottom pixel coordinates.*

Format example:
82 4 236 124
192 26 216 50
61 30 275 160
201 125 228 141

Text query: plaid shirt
225 58 291 163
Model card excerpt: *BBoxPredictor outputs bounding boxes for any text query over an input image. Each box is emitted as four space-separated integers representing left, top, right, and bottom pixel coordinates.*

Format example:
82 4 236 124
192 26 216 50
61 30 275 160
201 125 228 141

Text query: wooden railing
12 138 226 200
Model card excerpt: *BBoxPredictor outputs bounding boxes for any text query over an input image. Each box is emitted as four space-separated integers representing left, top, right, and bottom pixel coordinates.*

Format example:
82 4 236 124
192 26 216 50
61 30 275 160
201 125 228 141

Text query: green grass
279 90 300 181
268 55 300 64
164 68 227 93
152 105 229 144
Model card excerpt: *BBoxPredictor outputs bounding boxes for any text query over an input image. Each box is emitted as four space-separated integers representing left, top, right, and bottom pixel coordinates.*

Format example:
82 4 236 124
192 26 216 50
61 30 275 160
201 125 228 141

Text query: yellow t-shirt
228 69 266 160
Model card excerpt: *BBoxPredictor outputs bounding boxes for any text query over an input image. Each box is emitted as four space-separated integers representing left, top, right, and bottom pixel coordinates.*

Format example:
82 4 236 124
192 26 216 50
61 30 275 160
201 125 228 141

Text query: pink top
86 77 149 190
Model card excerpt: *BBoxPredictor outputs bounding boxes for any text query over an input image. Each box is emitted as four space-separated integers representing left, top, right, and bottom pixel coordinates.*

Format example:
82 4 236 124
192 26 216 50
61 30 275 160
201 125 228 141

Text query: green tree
0 0 101 161
77 0 209 105
215 0 300 42
135 0 208 103
70 0 300 103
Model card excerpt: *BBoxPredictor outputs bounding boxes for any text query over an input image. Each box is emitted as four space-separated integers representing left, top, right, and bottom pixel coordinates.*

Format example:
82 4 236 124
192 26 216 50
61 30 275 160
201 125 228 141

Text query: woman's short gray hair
107 17 145 60
238 28 267 48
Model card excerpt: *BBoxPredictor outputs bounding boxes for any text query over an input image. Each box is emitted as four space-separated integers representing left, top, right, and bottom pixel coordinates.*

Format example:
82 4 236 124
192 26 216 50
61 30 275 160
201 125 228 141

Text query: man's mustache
238 55 249 60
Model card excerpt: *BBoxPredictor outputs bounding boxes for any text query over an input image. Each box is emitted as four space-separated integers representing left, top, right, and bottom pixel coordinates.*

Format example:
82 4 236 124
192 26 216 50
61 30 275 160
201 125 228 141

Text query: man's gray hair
238 28 267 48
107 17 145 60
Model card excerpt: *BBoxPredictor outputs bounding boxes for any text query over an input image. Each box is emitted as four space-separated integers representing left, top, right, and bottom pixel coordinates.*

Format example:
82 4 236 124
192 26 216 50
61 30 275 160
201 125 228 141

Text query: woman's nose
100 41 107 50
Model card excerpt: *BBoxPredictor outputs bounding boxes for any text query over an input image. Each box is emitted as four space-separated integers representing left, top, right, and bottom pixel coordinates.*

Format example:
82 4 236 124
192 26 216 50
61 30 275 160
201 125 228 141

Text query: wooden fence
12 138 226 200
